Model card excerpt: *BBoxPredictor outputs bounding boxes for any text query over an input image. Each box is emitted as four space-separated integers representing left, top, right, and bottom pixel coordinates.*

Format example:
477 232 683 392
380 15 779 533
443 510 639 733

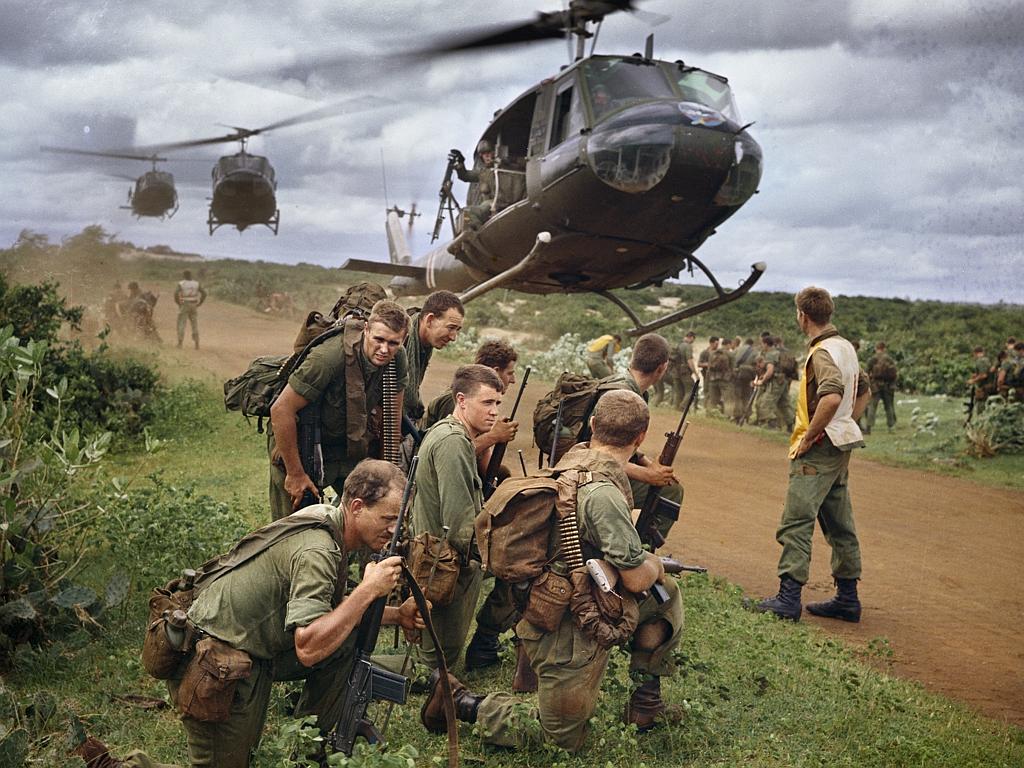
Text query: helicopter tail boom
340 259 427 281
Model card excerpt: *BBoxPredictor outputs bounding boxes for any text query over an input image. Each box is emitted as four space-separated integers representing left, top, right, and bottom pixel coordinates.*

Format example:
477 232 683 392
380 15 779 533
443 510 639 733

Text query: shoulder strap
343 317 372 460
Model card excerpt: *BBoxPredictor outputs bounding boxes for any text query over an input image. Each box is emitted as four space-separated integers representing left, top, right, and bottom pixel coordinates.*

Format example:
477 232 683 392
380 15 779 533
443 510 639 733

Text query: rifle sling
401 562 459 768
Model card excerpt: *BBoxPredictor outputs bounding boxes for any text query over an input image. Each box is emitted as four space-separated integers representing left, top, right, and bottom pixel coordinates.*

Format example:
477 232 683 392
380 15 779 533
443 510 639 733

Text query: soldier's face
422 308 464 349
357 488 403 550
494 361 516 393
456 385 501 437
481 151 494 164
363 322 406 367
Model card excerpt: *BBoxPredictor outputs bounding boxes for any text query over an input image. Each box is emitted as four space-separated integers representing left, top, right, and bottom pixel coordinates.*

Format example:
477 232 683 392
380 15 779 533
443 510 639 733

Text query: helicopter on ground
342 0 766 335
40 146 179 219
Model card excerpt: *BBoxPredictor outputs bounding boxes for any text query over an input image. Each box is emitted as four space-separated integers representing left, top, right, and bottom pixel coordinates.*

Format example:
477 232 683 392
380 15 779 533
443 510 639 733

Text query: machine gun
635 380 699 551
483 366 530 500
332 457 417 756
296 402 324 509
432 149 464 242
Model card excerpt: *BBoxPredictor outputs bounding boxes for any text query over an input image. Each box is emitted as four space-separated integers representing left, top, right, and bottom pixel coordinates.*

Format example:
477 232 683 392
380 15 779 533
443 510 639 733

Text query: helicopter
114 97 387 235
341 0 766 335
39 146 179 219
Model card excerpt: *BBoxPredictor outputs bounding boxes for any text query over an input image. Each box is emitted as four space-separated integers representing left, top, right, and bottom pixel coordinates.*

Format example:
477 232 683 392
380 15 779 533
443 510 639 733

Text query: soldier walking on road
174 270 207 350
758 286 871 623
864 341 898 433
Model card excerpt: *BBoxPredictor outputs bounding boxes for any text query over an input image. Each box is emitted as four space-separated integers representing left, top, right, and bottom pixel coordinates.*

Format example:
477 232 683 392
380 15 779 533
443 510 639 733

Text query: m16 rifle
432 149 464 243
737 382 758 427
296 402 324 509
963 384 976 426
483 366 530 500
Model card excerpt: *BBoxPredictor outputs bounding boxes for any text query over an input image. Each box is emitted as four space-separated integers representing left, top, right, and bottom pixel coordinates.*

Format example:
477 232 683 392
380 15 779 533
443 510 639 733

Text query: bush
965 396 1024 457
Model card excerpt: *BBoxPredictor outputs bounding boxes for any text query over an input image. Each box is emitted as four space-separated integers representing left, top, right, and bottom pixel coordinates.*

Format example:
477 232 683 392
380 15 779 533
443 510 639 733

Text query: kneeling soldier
421 390 684 752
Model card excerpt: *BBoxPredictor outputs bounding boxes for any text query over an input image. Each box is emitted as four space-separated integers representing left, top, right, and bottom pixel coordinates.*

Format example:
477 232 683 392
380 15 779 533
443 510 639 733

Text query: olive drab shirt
867 352 898 389
403 313 433 421
187 507 350 661
456 160 497 201
410 414 482 559
283 333 409 462
677 341 695 376
422 389 456 431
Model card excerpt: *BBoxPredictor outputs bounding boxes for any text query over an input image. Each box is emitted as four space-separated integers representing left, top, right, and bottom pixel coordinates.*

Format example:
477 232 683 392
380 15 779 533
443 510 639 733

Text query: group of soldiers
102 269 207 349
968 337 1024 414
77 286 873 768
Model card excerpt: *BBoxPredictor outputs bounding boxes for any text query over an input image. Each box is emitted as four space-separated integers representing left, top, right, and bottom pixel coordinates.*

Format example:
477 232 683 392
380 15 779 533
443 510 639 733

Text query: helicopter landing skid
605 258 767 337
457 232 552 304
207 209 280 236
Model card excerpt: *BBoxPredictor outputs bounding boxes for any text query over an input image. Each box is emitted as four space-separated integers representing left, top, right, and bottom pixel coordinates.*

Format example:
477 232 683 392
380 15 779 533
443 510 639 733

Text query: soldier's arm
471 418 516 456
269 385 319 507
198 285 208 305
625 457 676 487
619 552 665 594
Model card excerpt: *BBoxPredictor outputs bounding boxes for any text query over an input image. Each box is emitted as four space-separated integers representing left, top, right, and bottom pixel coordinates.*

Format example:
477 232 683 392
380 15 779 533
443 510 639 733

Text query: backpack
777 348 800 380
709 348 733 379
532 373 625 465
870 354 898 383
222 282 388 432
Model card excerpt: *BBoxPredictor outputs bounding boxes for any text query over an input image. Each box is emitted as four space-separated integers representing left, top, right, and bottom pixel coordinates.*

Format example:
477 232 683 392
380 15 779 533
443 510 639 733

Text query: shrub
965 396 1024 457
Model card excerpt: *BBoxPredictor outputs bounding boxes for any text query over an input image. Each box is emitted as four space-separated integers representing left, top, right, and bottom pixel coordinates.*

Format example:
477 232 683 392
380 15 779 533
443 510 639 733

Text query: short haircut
368 299 410 334
763 336 776 347
341 459 405 508
452 364 503 399
795 286 835 325
760 330 772 339
745 338 755 345
1015 342 1024 352
421 290 465 319
591 390 649 447
630 333 670 373
183 269 192 279
475 339 517 370
973 345 985 354
876 341 887 350
684 331 696 339
1007 337 1017 345
709 336 719 344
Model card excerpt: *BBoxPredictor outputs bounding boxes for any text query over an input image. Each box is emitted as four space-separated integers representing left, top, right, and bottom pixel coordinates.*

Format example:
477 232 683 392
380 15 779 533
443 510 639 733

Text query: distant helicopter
40 146 179 219
343 0 766 335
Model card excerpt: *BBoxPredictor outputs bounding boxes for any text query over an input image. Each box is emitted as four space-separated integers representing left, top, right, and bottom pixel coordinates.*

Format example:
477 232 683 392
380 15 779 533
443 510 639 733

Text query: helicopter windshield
583 57 676 119
674 69 741 124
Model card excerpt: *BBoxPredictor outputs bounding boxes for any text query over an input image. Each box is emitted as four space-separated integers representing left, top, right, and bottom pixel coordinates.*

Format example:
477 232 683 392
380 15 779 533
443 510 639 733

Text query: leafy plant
965 395 1024 457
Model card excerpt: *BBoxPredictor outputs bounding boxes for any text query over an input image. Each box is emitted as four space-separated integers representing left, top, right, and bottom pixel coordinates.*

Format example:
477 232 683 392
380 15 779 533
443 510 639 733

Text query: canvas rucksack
777 348 800 380
532 373 630 465
870 354 898 383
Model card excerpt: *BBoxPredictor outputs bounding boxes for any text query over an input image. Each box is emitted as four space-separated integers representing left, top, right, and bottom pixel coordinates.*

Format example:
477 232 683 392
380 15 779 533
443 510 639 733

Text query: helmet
476 139 494 156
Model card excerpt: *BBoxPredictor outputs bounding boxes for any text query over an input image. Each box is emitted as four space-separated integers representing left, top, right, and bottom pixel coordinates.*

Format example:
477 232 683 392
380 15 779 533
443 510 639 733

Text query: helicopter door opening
541 75 585 187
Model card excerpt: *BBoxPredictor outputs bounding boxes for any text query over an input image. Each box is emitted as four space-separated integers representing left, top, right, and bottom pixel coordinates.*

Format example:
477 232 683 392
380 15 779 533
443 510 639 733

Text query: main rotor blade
422 14 569 54
40 145 166 163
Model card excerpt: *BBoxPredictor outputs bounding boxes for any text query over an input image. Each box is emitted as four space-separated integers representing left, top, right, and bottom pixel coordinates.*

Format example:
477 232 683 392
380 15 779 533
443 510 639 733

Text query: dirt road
127 299 1024 727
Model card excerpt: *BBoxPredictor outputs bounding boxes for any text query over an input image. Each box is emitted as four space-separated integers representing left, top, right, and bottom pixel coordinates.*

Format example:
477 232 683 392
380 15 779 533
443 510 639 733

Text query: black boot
421 668 484 733
757 575 803 621
625 676 667 732
464 628 500 670
806 577 861 622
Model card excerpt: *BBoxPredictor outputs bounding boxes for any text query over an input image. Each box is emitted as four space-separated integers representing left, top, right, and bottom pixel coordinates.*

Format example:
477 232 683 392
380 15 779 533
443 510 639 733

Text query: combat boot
806 577 861 622
72 737 124 768
511 638 538 693
625 676 680 732
756 575 803 621
464 628 500 670
421 668 484 733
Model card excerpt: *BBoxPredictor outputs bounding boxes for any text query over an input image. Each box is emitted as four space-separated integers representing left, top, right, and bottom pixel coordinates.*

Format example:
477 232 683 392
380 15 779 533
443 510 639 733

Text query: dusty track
125 298 1024 727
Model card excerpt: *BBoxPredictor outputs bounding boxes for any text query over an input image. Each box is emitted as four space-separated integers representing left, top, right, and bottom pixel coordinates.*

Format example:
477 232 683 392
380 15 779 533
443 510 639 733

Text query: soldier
174 269 207 349
268 300 410 520
704 337 731 415
967 346 993 414
585 333 622 378
864 341 898 433
420 390 684 751
403 291 465 424
758 287 871 623
454 140 498 231
774 336 798 433
996 341 1023 399
751 336 783 430
733 336 758 423
674 331 698 410
72 460 426 768
411 364 504 669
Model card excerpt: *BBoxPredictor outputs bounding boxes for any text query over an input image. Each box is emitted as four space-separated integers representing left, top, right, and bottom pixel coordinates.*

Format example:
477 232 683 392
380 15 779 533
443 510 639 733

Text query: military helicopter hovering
342 0 766 335
39 146 179 219
115 97 387 235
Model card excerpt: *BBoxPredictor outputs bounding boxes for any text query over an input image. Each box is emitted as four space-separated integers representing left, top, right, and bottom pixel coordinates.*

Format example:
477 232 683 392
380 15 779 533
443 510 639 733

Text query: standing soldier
411 364 504 669
704 337 731 415
174 269 207 350
420 390 684 752
675 331 698 410
774 336 798 433
268 301 409 520
402 291 465 424
967 346 993 415
733 337 757 423
585 333 622 378
864 341 898 433
758 287 871 623
752 336 783 430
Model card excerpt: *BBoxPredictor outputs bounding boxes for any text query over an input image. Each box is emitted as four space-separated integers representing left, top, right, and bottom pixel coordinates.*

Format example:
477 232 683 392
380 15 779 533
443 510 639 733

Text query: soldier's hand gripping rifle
296 402 324 509
432 149 464 243
483 366 530 500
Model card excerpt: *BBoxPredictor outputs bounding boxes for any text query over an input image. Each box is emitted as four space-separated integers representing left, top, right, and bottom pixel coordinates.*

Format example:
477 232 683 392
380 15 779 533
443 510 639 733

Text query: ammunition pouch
521 568 573 632
406 532 460 607
569 565 639 649
142 579 196 680
176 637 252 723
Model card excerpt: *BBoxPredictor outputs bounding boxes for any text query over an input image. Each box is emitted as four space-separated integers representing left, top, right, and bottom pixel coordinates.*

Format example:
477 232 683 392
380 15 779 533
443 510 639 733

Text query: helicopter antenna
380 148 391 209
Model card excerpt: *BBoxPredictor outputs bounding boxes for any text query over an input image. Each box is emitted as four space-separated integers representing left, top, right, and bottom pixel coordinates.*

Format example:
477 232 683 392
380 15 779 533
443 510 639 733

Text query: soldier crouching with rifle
72 460 427 768
421 390 684 752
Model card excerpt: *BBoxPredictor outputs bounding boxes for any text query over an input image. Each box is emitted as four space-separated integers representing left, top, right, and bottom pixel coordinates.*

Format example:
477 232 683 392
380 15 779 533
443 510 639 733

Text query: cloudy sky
2 0 1022 304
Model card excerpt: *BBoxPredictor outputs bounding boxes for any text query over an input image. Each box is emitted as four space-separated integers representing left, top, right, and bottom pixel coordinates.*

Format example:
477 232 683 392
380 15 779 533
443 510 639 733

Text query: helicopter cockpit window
549 81 584 149
583 57 676 119
675 70 741 124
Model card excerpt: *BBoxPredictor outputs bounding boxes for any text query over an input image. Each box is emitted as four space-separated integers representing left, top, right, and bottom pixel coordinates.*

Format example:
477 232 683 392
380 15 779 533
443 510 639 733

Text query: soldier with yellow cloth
585 333 621 377
758 287 871 623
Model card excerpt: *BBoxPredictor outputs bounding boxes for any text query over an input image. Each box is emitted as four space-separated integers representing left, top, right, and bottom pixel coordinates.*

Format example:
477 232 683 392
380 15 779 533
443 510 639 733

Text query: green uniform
673 340 697 410
410 415 484 668
705 347 731 414
268 334 408 520
403 313 434 422
864 351 898 432
422 388 455 430
122 508 355 768
753 349 784 429
456 161 498 230
972 355 992 413
732 342 757 421
585 335 618 379
475 448 684 752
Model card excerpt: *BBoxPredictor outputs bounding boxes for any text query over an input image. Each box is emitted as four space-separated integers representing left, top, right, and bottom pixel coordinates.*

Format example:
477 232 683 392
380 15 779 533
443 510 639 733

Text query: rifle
649 556 707 604
548 396 566 468
432 150 464 243
332 456 418 756
737 383 758 427
963 384 976 426
483 366 530 499
635 379 699 552
296 402 324 509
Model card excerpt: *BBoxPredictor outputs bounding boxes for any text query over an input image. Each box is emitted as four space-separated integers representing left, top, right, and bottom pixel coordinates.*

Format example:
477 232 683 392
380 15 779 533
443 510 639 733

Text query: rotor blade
629 8 670 26
253 94 393 134
40 145 166 163
421 14 570 54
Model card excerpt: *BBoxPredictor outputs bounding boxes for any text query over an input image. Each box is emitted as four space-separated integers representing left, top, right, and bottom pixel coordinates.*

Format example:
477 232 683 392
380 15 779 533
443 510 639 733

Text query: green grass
3 379 1022 767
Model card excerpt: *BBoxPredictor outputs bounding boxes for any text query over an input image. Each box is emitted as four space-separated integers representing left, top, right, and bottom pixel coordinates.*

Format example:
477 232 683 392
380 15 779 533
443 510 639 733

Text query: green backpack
532 373 629 465
777 348 800 380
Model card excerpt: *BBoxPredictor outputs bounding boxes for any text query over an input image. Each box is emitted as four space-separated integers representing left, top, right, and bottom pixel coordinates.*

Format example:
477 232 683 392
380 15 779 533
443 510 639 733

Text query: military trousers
865 386 896 431
475 576 684 752
586 356 612 378
474 575 519 637
176 304 199 346
418 560 483 669
674 374 696 411
705 379 726 413
775 439 862 585
775 379 795 430
753 380 784 428
629 476 684 544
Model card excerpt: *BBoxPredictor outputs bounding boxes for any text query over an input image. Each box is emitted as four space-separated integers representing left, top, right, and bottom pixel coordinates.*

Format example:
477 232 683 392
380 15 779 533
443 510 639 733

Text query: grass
2 379 1022 767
